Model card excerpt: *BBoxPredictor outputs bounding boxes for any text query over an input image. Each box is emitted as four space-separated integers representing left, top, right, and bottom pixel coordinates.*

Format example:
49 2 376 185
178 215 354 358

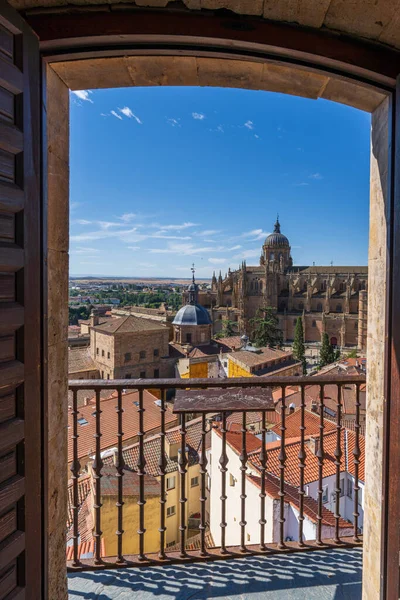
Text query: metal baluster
259 411 267 551
220 412 229 554
240 412 247 552
158 389 167 559
334 384 343 544
136 389 146 560
70 389 81 567
353 383 361 542
199 413 208 557
298 385 306 547
178 413 188 558
316 385 325 545
278 386 287 550
116 388 125 563
93 389 103 564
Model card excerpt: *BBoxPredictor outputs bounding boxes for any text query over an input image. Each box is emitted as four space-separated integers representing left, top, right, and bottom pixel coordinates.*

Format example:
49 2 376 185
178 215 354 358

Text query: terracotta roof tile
229 347 292 368
274 384 366 417
67 390 177 462
93 315 167 334
100 465 160 496
66 539 106 561
68 347 98 375
248 474 352 529
271 408 336 438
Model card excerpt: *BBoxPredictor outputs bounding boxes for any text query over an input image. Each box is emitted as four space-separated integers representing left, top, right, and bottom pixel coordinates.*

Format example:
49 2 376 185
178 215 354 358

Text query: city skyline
70 86 371 277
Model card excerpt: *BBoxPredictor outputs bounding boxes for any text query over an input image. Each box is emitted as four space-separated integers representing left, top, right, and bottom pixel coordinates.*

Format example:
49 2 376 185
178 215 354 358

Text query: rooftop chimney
311 401 318 413
90 309 99 327
289 403 295 414
309 436 319 455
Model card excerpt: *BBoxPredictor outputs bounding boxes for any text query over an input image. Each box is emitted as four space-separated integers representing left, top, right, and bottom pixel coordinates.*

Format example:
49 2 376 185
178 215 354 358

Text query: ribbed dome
264 218 289 247
173 304 212 326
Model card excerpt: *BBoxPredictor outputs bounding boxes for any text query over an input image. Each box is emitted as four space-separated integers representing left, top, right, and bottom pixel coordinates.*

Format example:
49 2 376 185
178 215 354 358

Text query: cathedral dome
264 217 289 247
173 304 212 326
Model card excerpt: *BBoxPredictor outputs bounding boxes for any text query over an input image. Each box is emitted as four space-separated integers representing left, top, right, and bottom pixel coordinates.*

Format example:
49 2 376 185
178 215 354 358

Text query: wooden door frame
25 8 400 598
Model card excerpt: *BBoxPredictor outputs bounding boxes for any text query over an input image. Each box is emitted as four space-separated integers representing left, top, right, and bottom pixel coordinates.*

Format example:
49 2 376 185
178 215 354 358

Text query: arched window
339 282 345 292
312 320 316 327
255 281 258 292
270 252 275 261
279 301 286 312
320 281 326 291
336 304 342 312
317 303 323 312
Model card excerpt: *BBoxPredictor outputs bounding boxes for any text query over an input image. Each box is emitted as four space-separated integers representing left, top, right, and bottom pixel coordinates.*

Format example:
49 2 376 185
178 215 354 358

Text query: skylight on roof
77 417 89 426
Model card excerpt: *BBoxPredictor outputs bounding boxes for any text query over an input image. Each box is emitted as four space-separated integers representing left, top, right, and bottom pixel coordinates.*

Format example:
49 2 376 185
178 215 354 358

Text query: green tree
249 306 283 349
293 317 307 374
319 332 336 367
214 319 236 339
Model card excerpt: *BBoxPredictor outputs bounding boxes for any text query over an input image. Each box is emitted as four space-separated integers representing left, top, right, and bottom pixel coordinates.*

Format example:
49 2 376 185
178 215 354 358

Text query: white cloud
192 112 206 120
71 247 100 255
152 222 198 231
233 248 260 260
309 172 323 180
128 246 141 250
76 219 92 225
111 110 123 120
118 213 136 223
244 120 254 130
72 90 93 103
209 258 227 264
138 262 156 268
150 243 225 256
229 245 242 250
167 118 181 127
70 202 81 211
196 229 221 236
295 182 310 187
242 229 269 241
254 134 260 139
98 221 125 229
119 106 142 124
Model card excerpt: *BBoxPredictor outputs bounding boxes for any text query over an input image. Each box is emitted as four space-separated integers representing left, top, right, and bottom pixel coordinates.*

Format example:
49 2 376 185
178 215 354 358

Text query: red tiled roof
93 315 167 334
214 336 243 351
274 384 366 416
100 465 160 496
229 347 292 368
68 347 98 375
67 473 92 535
248 474 352 529
66 539 106 561
67 390 177 462
215 424 263 455
271 408 336 438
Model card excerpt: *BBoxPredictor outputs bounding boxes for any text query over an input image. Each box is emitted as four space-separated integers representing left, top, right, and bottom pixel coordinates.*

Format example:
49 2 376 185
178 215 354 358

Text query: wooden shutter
0 2 42 598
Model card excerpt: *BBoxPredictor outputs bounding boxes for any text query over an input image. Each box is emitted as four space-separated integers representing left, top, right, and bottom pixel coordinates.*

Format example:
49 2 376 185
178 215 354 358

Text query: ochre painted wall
228 359 253 378
189 362 209 378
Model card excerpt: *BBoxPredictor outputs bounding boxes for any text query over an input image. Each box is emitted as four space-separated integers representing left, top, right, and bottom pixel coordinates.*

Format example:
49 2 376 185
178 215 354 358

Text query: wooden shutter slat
0 509 16 545
0 476 24 514
0 59 23 96
0 532 25 572
0 305 23 331
0 4 42 597
0 420 24 455
0 249 24 272
0 123 23 155
0 362 24 391
0 183 24 213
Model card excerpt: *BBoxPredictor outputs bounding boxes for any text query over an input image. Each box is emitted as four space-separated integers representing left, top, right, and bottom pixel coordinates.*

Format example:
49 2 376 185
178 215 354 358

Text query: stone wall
46 64 69 600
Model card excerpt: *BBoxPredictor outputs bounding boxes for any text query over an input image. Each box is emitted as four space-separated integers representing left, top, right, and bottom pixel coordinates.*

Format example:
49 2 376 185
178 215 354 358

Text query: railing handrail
68 374 366 390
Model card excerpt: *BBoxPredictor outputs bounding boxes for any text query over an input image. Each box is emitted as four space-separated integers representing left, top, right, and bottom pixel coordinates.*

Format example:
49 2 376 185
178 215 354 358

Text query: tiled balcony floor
68 547 362 599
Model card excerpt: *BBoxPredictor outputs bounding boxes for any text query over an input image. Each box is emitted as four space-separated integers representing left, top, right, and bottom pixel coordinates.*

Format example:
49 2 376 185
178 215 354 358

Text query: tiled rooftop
93 315 167 334
68 347 98 374
67 390 177 462
68 547 363 599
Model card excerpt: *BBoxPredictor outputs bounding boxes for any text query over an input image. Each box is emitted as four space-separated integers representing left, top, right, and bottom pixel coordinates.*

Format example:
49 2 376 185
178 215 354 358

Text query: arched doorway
331 336 338 346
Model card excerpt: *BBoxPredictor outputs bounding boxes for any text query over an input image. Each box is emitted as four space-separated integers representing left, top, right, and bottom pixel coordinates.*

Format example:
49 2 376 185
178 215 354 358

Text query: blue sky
70 86 371 278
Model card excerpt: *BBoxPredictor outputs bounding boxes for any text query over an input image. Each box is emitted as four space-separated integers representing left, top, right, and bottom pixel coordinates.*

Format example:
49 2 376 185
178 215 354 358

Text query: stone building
89 314 172 379
191 218 368 350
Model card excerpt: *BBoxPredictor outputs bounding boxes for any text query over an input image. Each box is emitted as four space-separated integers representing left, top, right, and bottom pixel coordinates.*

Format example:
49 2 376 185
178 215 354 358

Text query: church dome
173 304 212 326
264 217 289 247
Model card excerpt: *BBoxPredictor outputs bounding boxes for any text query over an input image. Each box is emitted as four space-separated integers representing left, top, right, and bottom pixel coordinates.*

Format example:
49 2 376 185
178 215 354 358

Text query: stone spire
188 263 199 305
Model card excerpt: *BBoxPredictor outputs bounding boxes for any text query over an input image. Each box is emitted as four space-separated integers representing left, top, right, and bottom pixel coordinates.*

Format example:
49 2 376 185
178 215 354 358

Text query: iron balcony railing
67 375 365 571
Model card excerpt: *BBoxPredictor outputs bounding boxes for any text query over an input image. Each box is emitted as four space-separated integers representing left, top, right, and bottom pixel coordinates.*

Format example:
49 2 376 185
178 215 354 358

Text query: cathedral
192 218 368 350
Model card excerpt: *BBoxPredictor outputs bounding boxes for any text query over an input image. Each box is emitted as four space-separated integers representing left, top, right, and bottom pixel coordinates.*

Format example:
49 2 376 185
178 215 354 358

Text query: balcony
67 375 364 598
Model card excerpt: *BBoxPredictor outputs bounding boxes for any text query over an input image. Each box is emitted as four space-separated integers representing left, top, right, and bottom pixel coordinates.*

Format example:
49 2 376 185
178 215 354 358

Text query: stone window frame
139 350 146 359
140 370 146 378
124 352 132 362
